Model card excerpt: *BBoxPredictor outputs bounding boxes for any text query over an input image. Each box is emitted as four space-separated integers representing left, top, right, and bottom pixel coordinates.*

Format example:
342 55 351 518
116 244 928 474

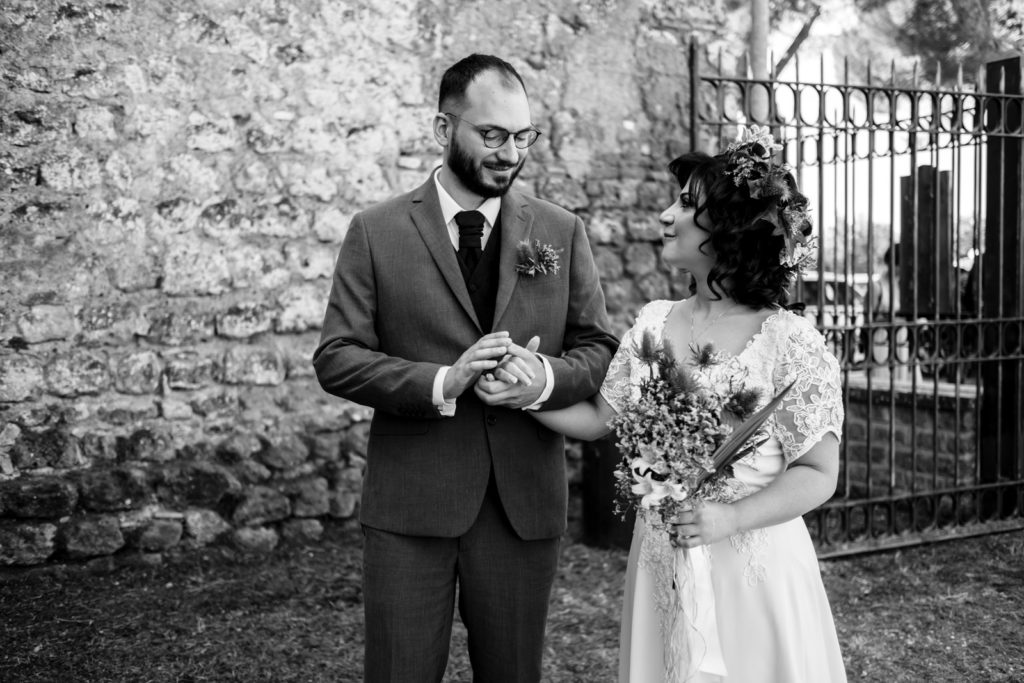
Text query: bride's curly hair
668 150 811 309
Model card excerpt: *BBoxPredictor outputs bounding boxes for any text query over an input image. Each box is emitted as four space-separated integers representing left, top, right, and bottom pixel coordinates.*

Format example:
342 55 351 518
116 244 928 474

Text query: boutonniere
514 239 562 277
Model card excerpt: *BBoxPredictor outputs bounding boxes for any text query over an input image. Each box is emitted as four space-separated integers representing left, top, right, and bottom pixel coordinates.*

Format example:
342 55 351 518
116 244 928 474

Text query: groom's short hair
438 54 527 111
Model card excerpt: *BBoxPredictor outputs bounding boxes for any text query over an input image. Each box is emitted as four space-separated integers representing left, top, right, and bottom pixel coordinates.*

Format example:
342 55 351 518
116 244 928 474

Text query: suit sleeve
312 214 442 419
540 215 619 410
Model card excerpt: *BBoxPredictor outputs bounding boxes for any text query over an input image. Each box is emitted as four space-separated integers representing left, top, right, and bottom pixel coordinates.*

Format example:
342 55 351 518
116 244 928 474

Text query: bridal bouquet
608 329 793 528
608 330 795 680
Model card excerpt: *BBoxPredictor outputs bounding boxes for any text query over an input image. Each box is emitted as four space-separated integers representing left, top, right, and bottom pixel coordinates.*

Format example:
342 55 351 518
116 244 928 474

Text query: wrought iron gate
689 45 1024 557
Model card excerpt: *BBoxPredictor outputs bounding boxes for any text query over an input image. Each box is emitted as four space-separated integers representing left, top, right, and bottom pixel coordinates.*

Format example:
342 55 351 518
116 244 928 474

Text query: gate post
980 54 1024 517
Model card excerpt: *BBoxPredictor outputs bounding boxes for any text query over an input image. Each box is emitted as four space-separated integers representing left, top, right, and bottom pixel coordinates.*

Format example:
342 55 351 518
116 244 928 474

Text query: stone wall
0 0 744 568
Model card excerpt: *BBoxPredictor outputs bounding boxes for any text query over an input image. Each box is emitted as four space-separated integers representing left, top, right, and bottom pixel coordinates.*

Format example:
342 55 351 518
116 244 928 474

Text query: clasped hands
442 331 545 409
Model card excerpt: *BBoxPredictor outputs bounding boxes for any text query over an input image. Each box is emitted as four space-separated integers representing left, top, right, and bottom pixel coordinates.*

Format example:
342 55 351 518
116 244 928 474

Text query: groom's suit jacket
313 175 618 540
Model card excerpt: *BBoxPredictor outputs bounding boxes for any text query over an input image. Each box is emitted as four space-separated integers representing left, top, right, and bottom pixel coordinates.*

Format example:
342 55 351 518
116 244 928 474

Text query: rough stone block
280 518 323 543
328 489 359 519
623 242 657 276
593 247 624 281
58 515 125 559
160 242 232 296
77 467 151 512
586 212 626 245
313 207 351 243
284 163 337 201
158 397 194 420
10 427 83 470
275 283 326 333
183 508 231 545
216 432 264 463
257 432 309 470
222 345 285 386
40 149 101 191
216 303 274 339
285 477 329 517
232 485 291 526
0 355 45 402
158 462 240 507
539 175 589 211
339 423 370 460
188 388 239 419
93 398 159 426
146 306 217 346
116 428 175 462
636 271 671 302
309 432 343 461
186 113 238 152
75 106 119 140
234 459 273 484
133 519 183 551
79 432 119 462
281 339 317 379
250 197 309 238
79 301 150 341
16 304 81 343
283 242 336 281
164 350 220 389
163 153 222 199
626 214 665 241
230 526 278 554
0 521 57 565
44 349 112 397
113 351 163 394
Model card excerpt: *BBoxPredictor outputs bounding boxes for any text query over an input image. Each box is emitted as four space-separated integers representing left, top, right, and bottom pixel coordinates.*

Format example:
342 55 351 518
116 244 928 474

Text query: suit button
486 415 497 426
469 284 478 292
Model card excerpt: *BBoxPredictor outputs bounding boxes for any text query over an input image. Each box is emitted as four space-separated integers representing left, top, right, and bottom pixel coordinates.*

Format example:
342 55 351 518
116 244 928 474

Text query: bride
494 127 847 681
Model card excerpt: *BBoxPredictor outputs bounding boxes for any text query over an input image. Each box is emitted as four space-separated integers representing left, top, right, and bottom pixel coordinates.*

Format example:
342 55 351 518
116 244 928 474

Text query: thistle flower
690 342 721 369
724 387 763 421
665 363 700 395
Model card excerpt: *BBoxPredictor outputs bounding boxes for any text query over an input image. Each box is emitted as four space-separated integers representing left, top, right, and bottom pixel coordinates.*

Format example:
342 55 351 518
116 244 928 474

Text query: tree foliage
870 0 1024 83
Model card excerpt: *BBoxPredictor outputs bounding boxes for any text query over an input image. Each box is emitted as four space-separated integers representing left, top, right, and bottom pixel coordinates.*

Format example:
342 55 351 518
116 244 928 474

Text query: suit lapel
493 189 533 328
409 178 481 329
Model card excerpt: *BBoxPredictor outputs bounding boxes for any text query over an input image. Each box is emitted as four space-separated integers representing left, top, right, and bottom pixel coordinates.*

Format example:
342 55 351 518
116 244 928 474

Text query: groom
313 54 617 682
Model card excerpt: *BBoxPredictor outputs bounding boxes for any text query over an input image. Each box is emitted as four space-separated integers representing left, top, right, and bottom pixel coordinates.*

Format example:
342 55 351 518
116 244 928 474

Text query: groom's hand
443 331 511 399
474 336 545 408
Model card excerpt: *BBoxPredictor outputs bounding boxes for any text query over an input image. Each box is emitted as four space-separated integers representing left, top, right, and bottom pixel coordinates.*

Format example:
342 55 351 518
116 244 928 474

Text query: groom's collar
432 167 501 228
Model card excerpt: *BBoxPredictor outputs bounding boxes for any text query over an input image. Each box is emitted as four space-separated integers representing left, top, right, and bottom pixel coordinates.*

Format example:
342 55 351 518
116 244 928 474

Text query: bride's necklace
689 301 740 344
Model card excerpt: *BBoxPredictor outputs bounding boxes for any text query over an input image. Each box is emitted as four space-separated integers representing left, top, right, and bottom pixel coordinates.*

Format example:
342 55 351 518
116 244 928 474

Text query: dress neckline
658 299 782 362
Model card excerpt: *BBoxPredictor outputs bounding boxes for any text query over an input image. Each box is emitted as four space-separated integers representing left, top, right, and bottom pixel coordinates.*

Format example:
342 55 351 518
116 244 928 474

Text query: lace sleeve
771 314 845 463
598 323 635 414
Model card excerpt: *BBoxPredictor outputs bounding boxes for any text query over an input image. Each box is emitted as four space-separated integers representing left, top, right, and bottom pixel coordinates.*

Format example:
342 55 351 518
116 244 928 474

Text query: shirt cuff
522 355 554 411
433 366 457 417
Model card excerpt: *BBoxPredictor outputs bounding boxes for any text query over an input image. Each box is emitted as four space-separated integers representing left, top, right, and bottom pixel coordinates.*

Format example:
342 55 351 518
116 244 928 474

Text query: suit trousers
362 477 561 683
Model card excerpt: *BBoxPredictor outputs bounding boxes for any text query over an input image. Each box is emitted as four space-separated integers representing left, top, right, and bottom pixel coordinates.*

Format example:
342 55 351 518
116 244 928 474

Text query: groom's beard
449 135 525 198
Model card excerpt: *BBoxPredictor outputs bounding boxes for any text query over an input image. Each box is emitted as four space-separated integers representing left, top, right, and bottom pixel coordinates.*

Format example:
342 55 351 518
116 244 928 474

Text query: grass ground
2 522 1022 682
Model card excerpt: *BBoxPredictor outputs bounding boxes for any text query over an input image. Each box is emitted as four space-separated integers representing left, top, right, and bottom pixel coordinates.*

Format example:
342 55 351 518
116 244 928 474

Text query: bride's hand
670 501 739 548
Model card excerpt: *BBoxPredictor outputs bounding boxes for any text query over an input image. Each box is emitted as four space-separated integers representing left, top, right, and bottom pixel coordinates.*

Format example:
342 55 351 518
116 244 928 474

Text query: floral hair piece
725 125 815 270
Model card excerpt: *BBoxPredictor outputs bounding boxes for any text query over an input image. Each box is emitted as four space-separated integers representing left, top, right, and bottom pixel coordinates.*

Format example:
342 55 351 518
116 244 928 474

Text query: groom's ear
432 113 452 148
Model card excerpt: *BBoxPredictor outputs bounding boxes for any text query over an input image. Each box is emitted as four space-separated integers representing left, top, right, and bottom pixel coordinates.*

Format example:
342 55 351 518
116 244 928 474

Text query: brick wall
843 382 977 495
0 0 743 568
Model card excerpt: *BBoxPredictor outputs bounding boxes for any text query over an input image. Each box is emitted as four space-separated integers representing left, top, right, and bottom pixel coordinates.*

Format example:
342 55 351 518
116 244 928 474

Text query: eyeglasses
443 112 542 149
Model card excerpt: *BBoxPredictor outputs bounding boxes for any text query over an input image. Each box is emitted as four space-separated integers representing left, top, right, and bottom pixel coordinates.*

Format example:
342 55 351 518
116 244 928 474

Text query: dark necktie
455 210 485 274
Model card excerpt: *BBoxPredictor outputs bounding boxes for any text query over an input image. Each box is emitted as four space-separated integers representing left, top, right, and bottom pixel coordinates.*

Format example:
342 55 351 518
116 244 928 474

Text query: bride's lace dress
600 299 847 682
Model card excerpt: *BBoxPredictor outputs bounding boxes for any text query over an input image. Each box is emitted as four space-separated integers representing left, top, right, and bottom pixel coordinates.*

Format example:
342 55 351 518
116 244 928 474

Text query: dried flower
514 239 562 277
726 125 815 271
